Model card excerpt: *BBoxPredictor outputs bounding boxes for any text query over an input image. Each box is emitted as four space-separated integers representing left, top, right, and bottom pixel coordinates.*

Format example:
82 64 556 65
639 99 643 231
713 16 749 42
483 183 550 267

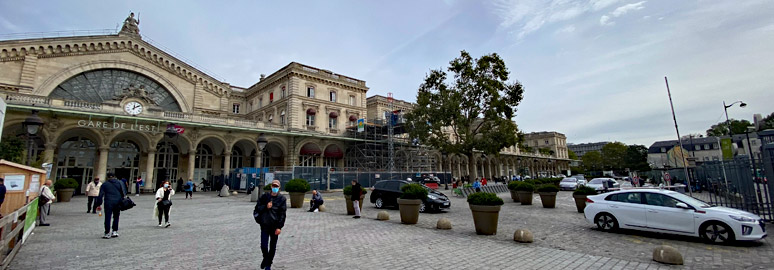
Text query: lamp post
164 123 178 189
22 110 44 166
744 126 764 206
723 101 747 136
257 133 268 187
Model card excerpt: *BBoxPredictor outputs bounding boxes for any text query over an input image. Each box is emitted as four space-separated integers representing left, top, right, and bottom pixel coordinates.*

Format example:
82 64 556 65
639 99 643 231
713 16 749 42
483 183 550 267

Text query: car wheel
595 213 618 232
419 202 426 213
700 222 735 244
375 198 384 209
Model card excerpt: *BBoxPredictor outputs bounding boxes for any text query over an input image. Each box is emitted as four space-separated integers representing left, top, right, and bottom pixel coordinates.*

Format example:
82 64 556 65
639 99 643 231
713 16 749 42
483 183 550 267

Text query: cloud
0 16 21 32
611 1 646 17
600 15 613 26
557 24 576 34
491 0 622 39
590 0 622 11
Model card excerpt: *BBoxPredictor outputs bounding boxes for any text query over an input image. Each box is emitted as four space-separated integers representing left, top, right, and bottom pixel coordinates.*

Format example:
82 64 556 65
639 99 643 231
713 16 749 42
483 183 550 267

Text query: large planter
573 194 588 213
397 198 422 224
469 204 501 235
56 189 74 202
289 192 305 208
517 191 534 205
344 195 365 215
509 190 520 202
539 192 557 208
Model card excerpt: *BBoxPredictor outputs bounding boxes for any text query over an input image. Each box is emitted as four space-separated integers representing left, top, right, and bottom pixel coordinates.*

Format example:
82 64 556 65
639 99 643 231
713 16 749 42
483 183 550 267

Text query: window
605 192 641 204
248 101 253 111
306 114 315 126
329 117 337 129
695 145 701 151
349 119 356 127
660 147 666 153
307 86 315 98
258 98 263 108
268 114 273 123
269 92 274 103
704 144 709 150
545 140 549 145
349 95 356 106
281 86 286 98
330 91 336 102
644 193 681 208
280 110 286 125
232 103 240 114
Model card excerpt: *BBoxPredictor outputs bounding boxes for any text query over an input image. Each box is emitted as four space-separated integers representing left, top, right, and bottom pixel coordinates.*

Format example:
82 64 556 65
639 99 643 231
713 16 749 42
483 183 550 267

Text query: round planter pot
517 191 534 205
289 192 305 208
539 192 557 208
56 188 75 202
397 198 422 224
573 194 588 213
344 195 365 215
509 190 520 202
469 204 501 235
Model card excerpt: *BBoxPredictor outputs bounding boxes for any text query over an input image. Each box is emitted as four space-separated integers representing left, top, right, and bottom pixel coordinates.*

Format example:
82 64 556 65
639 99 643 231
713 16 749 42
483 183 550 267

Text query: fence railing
0 199 37 270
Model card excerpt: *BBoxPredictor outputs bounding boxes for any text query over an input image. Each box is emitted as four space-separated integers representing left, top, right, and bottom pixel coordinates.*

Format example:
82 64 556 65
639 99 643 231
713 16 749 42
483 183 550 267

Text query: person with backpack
155 180 175 227
253 180 286 270
184 179 194 199
97 173 126 239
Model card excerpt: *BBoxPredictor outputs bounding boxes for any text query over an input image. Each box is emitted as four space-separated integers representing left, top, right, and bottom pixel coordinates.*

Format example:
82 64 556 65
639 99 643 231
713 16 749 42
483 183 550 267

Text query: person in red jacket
482 177 488 186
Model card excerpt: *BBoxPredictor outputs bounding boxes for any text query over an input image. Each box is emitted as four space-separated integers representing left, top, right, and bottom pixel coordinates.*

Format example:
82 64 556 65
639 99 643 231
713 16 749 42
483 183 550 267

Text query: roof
648 137 722 153
0 159 47 174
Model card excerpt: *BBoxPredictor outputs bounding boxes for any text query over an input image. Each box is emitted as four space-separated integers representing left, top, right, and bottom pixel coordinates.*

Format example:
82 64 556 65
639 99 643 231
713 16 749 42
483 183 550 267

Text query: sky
2 0 773 146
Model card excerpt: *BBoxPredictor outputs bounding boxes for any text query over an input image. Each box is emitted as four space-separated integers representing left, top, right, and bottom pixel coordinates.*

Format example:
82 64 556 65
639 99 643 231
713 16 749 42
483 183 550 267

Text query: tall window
306 114 315 126
280 110 286 125
269 92 274 103
232 103 240 114
349 95 356 106
268 114 273 123
258 98 263 108
281 86 286 98
307 86 315 98
330 91 336 102
248 101 253 111
329 117 337 129
349 119 356 127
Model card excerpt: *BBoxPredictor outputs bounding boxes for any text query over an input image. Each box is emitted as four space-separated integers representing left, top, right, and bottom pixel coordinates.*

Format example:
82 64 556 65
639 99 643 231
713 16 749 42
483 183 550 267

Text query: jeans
185 191 193 198
260 229 279 268
353 200 361 217
310 200 323 211
38 203 50 224
104 205 120 234
135 183 141 194
87 196 98 213
157 203 170 224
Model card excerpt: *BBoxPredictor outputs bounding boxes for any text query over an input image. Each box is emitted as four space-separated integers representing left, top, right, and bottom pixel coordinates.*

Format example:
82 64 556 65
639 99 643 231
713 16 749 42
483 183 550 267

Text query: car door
384 181 402 206
604 192 647 228
643 193 695 234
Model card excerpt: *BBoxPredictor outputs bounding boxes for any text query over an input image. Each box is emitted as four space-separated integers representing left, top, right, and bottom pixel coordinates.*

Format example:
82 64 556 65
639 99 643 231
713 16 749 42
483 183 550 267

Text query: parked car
559 177 581 191
370 180 450 212
571 175 586 181
420 177 440 190
584 189 767 243
586 178 620 192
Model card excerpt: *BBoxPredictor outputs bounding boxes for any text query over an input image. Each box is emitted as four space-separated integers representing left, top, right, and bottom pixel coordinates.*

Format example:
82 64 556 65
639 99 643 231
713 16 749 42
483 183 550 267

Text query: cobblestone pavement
10 187 772 269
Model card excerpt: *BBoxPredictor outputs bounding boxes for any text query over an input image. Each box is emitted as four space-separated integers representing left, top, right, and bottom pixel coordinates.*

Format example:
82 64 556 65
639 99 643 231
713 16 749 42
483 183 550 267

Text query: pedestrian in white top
85 178 101 214
39 180 55 226
154 181 175 227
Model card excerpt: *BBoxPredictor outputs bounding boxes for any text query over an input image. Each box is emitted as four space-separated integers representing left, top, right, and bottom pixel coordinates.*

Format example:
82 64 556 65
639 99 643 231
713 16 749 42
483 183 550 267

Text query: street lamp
22 110 44 166
257 133 268 187
744 126 764 205
723 101 747 136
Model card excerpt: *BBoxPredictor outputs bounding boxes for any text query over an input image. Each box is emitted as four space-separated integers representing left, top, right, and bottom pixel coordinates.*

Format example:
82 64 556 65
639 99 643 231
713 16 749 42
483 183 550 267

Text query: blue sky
2 0 773 146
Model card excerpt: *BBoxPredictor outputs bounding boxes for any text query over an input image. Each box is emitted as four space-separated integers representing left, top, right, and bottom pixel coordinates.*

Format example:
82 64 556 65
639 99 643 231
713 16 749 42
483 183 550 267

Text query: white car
559 177 581 191
586 178 620 192
584 189 767 243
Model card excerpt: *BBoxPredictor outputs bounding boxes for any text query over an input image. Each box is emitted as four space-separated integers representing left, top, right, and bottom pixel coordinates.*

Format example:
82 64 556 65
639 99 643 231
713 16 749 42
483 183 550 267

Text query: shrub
343 185 368 196
263 184 272 191
467 192 504 206
514 182 536 192
573 186 598 196
285 178 310 193
400 183 428 200
537 184 559 193
507 181 521 191
53 178 78 190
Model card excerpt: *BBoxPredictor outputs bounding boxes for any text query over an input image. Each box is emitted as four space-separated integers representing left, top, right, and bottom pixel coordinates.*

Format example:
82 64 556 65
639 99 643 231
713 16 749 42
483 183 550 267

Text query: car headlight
729 215 756 222
427 194 438 200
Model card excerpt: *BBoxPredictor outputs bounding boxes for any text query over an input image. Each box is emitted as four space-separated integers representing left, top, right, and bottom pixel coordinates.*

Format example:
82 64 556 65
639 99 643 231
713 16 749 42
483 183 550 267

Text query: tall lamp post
22 110 44 166
257 133 268 187
164 123 178 189
723 101 747 135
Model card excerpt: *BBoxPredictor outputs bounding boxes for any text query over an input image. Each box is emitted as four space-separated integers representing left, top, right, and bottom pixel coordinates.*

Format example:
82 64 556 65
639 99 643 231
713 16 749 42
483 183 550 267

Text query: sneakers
165 222 171 228
135 194 140 197
352 216 360 219
158 223 164 227
111 231 119 238
103 233 111 239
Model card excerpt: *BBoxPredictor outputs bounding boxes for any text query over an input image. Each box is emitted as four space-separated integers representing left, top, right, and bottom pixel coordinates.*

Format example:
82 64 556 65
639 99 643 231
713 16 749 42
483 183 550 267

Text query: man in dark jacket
254 180 286 270
97 173 126 239
351 180 362 218
308 189 323 212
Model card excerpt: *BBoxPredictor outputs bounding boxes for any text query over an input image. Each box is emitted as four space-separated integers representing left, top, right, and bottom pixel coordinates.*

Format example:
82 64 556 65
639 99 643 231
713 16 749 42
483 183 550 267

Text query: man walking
97 173 126 239
351 180 362 219
135 176 142 196
85 178 101 213
308 190 323 212
38 180 55 226
185 179 194 199
254 180 286 270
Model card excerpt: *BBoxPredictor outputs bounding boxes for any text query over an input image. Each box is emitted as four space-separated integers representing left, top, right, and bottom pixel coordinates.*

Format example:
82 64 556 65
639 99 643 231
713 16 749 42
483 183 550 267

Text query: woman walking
154 181 175 228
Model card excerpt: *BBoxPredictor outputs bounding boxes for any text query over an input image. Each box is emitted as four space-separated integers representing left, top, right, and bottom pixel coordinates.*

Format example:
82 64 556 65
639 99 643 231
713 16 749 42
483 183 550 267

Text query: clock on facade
124 101 143 115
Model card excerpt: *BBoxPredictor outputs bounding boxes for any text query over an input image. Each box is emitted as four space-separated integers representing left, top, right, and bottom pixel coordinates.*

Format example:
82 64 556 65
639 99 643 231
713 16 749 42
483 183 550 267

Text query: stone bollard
652 245 683 265
318 205 326 212
377 211 390 221
436 218 452 230
231 191 238 195
513 229 534 243
250 187 261 202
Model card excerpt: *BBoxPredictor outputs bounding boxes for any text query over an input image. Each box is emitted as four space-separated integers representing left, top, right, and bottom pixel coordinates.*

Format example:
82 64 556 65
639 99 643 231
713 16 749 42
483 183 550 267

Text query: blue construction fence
222 167 452 191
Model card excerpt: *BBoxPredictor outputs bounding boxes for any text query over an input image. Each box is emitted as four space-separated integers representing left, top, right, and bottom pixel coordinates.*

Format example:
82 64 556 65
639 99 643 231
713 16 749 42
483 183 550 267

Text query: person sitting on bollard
308 190 324 212
473 178 482 192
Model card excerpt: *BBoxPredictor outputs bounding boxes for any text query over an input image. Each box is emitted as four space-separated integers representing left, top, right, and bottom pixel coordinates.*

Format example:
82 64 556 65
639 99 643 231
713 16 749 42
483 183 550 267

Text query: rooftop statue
120 12 141 37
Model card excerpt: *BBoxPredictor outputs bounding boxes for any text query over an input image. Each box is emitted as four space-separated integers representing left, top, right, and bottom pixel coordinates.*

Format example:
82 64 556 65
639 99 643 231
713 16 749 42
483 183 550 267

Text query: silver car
586 178 620 192
559 177 581 190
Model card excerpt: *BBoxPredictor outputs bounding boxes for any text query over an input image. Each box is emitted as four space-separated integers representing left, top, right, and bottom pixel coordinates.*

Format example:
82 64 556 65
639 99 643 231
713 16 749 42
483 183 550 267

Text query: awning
306 108 316 115
329 111 339 118
349 115 357 121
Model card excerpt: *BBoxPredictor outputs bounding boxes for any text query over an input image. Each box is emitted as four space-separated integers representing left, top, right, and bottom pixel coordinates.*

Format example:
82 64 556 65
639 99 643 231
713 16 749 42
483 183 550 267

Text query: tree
0 136 26 164
601 142 627 171
706 119 752 136
568 150 578 160
581 151 603 171
405 51 524 179
624 145 650 172
759 112 774 131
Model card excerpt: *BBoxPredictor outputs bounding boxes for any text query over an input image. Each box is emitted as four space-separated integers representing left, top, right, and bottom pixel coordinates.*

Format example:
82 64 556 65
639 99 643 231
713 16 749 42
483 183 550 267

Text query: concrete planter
509 190 520 202
289 192 305 208
56 189 75 202
517 191 533 205
539 192 557 208
469 204 501 235
573 194 588 213
397 198 422 224
344 195 365 215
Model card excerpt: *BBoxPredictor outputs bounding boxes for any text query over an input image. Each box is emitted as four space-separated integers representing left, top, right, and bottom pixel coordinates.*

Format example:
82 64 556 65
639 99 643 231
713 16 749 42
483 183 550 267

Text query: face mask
164 184 169 188
271 187 280 193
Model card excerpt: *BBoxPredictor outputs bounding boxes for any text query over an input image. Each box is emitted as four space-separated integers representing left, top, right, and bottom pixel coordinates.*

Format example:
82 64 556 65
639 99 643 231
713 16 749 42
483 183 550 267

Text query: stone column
97 146 109 182
145 149 156 189
43 143 57 164
187 148 196 181
254 151 261 167
223 151 232 177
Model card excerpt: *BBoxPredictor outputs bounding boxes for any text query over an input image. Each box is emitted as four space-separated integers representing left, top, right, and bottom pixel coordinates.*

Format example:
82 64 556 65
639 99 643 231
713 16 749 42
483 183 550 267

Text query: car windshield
561 178 576 183
667 192 712 208
589 179 605 184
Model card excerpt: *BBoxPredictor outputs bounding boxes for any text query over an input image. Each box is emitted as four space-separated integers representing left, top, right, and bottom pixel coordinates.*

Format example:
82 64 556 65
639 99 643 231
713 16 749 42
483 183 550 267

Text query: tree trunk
468 154 477 180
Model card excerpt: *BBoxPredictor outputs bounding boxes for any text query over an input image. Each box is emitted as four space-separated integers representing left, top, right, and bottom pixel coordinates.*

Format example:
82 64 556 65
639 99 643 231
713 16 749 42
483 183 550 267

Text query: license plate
443 202 450 206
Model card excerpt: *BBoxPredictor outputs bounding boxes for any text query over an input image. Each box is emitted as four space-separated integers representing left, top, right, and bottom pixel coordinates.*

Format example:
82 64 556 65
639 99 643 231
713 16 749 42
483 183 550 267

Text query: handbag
110 180 136 211
159 199 172 207
38 187 50 205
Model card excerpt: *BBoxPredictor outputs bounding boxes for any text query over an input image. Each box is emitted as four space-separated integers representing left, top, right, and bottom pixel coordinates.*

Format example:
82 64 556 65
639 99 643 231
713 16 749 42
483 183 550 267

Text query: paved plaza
10 187 773 269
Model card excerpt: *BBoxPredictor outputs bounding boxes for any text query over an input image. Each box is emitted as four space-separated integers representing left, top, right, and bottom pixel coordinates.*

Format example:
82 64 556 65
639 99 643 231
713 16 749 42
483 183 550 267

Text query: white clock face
124 101 143 115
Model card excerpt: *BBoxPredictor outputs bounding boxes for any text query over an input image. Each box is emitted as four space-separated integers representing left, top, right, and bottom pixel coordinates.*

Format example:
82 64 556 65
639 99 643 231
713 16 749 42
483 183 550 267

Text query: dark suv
369 180 451 212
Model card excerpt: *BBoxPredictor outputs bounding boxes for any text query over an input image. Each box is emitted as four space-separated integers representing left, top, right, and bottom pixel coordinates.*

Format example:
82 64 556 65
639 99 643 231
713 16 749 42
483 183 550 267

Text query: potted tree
515 182 536 205
285 178 310 208
573 186 597 213
537 184 559 208
467 192 504 235
507 181 520 202
53 178 78 202
397 183 428 224
343 185 368 215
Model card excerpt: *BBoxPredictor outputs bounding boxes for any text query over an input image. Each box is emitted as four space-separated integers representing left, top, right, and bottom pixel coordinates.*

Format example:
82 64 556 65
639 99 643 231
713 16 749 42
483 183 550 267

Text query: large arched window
50 69 182 111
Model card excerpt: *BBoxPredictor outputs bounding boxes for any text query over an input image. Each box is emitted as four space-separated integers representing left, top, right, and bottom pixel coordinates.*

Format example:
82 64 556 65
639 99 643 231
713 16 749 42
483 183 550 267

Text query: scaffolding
344 113 436 172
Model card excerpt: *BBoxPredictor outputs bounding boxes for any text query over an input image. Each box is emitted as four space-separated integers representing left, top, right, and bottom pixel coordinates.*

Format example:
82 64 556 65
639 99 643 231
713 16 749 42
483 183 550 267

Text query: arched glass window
231 147 243 168
51 69 181 111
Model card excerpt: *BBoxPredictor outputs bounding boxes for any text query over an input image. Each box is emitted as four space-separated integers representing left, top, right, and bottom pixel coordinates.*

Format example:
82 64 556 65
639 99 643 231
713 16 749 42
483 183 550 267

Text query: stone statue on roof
120 12 141 37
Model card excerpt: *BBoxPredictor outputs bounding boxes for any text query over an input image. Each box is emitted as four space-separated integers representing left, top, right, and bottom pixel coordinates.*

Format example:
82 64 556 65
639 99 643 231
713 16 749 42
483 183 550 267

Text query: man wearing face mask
85 178 102 213
253 180 286 270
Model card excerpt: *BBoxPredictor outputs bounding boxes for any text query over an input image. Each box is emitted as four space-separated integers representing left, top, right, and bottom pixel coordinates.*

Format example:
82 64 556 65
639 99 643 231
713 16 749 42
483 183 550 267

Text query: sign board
664 172 671 185
173 124 185 134
720 138 734 160
252 173 257 178
357 119 365 132
5 174 25 191
239 174 247 189
23 198 39 243
28 175 40 193
375 174 380 178
264 173 274 186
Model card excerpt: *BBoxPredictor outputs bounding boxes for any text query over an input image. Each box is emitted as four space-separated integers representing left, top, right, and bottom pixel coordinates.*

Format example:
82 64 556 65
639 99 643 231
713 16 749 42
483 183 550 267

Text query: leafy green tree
570 165 585 175
405 51 524 178
706 119 752 136
601 142 628 171
581 151 603 171
568 150 578 160
759 113 774 131
0 136 26 164
624 145 650 172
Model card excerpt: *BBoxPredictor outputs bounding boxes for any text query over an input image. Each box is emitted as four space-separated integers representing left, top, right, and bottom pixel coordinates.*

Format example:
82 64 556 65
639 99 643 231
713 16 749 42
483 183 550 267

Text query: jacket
155 187 175 201
254 192 287 231
184 181 194 192
350 183 362 201
472 181 481 189
97 178 126 208
40 185 55 205
85 181 102 197
311 192 323 203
